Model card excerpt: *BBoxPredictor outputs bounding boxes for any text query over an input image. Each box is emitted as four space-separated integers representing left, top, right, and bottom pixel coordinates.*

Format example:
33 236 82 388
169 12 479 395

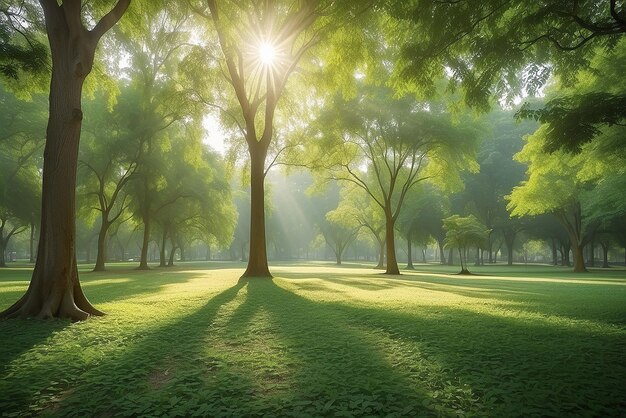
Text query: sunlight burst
259 42 277 66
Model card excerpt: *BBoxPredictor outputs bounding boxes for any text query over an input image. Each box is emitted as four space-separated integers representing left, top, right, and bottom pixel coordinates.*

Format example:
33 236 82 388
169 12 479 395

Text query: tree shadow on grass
2 275 625 417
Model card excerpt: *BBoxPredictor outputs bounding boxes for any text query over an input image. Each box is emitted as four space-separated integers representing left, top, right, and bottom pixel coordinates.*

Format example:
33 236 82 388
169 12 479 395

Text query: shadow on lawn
2 275 625 416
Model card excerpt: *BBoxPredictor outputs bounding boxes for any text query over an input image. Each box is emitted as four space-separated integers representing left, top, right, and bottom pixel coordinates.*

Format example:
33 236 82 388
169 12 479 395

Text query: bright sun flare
259 42 277 65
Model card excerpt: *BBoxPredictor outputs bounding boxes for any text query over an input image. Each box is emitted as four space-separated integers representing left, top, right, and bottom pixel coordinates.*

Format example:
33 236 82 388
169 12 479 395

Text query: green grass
1 262 625 417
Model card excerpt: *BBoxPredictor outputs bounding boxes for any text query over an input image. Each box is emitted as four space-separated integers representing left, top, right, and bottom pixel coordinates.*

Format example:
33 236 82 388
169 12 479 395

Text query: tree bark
241 145 271 278
384 209 400 275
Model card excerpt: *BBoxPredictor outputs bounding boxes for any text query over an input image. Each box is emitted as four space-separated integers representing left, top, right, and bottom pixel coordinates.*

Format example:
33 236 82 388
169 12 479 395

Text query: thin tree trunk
572 244 587 273
587 236 595 267
438 240 446 265
167 245 176 267
551 238 558 265
406 233 414 269
159 229 167 267
93 220 109 271
384 209 400 275
138 213 151 270
600 242 609 268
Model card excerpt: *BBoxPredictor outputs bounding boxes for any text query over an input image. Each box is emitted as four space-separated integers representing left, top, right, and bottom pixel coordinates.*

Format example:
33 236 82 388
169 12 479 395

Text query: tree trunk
587 236 595 267
384 209 400 275
447 247 454 265
93 220 109 271
138 214 151 270
242 145 271 278
1 41 91 319
375 239 385 269
335 248 342 265
438 240 446 264
159 229 167 267
29 222 36 263
551 238 558 265
572 244 587 273
600 242 609 268
406 234 414 269
167 245 176 267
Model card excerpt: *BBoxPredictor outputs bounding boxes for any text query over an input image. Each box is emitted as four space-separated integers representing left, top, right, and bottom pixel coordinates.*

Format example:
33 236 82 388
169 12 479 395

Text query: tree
443 214 490 275
1 0 131 320
397 184 448 268
507 126 595 272
78 89 138 271
314 85 478 274
456 109 535 265
0 85 45 266
389 0 625 108
190 0 367 278
320 201 361 265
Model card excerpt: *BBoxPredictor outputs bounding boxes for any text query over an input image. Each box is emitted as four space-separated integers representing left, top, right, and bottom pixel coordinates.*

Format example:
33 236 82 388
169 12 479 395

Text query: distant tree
507 127 596 272
320 202 361 266
443 214 490 275
314 85 478 274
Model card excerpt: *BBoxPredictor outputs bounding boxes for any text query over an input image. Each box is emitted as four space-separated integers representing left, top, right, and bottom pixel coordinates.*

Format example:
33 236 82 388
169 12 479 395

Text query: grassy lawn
0 262 625 417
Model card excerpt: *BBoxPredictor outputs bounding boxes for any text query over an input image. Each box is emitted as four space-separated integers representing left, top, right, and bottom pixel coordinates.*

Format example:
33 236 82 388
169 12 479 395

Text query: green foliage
1 263 625 416
0 2 48 83
388 0 626 109
516 39 626 153
443 214 490 271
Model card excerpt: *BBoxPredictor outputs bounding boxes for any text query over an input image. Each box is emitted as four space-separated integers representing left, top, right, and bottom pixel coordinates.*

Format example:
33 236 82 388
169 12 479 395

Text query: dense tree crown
0 1 625 320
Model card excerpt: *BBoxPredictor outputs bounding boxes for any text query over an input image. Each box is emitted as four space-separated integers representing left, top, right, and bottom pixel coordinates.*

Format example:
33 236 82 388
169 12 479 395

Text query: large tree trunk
242 145 271 278
0 0 129 322
2 46 91 319
93 220 109 271
384 209 400 275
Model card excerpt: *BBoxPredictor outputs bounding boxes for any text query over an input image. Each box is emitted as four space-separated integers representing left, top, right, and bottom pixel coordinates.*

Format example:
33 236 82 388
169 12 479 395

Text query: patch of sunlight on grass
1 263 625 417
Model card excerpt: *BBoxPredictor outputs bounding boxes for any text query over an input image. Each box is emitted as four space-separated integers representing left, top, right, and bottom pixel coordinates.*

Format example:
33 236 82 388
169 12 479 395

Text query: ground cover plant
1 262 625 417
